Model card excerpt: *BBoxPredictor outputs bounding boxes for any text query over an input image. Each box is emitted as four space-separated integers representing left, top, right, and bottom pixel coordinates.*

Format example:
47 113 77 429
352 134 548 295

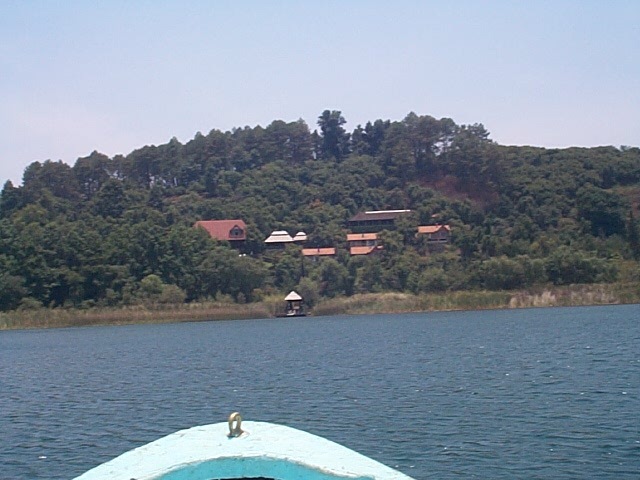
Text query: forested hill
1 110 639 311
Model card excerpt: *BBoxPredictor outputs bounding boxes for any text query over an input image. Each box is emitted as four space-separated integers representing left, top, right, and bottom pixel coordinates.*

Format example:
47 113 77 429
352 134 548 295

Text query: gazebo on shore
282 291 306 317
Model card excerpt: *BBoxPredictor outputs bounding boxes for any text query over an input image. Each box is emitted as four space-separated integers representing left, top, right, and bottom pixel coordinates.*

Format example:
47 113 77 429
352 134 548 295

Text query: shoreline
1 283 639 331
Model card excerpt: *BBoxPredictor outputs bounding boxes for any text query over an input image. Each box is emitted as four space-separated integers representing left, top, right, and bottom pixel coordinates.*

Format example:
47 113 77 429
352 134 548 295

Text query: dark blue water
1 305 639 479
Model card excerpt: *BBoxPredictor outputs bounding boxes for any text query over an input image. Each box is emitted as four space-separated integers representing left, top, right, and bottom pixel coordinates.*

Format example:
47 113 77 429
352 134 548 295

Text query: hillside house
417 224 451 243
195 220 247 242
292 231 308 243
264 230 294 249
347 209 411 233
301 247 336 260
346 233 382 255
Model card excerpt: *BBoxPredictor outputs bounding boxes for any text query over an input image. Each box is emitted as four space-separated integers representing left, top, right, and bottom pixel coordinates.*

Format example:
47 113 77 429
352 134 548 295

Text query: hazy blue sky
1 1 639 185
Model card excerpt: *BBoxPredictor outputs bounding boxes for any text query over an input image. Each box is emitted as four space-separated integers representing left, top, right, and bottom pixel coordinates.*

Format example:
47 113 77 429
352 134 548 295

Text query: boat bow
74 416 415 480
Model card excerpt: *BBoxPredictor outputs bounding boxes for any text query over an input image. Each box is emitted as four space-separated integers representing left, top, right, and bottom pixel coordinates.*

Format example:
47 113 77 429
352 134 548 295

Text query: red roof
417 224 450 234
302 247 336 256
349 245 383 255
195 220 247 241
346 233 378 242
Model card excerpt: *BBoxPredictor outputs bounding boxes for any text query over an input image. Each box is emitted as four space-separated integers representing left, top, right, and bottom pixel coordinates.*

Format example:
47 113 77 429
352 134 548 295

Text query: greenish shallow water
1 304 639 479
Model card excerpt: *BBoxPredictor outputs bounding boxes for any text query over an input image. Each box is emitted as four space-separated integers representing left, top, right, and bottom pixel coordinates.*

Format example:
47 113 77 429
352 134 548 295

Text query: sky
1 1 639 186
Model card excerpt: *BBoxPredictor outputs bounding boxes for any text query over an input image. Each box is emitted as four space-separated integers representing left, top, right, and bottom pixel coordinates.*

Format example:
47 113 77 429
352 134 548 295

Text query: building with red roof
416 224 451 243
346 232 383 255
195 220 247 242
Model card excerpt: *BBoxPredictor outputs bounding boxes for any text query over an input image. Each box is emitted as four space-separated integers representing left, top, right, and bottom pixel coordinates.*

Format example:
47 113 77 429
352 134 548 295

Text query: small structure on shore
282 290 306 317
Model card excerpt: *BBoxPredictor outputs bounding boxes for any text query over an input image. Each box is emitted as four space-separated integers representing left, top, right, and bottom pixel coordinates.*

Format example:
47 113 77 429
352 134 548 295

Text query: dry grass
2 283 639 331
313 284 640 317
0 302 273 330
314 291 514 316
507 284 636 309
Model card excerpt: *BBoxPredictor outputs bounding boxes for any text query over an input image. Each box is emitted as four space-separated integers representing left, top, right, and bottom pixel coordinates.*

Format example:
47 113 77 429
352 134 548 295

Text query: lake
1 304 639 479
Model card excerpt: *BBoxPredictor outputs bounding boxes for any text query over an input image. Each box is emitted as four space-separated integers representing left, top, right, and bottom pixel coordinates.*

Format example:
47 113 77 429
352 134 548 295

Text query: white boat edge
73 420 416 480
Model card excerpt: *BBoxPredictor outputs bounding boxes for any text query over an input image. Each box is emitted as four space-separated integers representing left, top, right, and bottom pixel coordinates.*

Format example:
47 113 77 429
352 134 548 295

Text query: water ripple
1 304 639 479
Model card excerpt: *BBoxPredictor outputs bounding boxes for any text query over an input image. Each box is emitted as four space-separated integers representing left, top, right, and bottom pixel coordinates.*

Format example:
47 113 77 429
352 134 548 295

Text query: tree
0 181 23 218
317 110 350 160
443 123 502 189
576 184 627 237
225 255 267 301
351 119 390 156
73 151 111 200
627 210 640 260
0 109 639 313
545 247 617 285
137 274 186 304
408 267 449 293
260 119 312 165
22 160 80 202
198 246 267 301
93 178 126 218
0 270 26 310
379 121 415 184
316 258 349 297
401 112 442 173
272 247 303 291
479 256 526 290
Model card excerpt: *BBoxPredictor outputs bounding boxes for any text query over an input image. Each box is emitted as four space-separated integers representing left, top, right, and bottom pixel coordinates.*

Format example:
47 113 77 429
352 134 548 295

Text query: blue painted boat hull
73 420 415 480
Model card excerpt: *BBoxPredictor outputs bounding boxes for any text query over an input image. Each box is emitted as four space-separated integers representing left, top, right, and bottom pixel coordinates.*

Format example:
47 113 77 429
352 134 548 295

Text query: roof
302 247 336 256
347 233 378 241
284 291 303 301
349 209 411 222
195 220 246 241
417 224 451 234
265 230 294 243
350 245 383 255
292 231 308 242
73 421 415 480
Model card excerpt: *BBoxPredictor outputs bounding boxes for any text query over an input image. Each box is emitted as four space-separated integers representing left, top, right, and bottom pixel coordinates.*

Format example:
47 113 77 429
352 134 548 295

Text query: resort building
264 230 294 249
347 209 411 233
301 247 337 259
346 233 382 255
292 231 308 243
416 224 451 243
195 220 247 243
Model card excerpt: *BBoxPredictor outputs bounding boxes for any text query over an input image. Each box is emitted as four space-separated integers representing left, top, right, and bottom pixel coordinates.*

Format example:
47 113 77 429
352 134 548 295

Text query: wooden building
283 290 306 317
346 233 382 255
302 247 336 259
264 230 294 249
195 220 247 243
416 224 451 243
347 209 411 233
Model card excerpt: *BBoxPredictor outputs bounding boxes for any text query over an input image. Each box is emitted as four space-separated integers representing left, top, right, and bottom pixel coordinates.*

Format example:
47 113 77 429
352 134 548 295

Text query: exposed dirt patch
417 175 499 210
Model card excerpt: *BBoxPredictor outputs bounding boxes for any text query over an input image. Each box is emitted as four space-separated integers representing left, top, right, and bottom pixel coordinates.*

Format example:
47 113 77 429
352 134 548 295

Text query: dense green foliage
1 110 639 311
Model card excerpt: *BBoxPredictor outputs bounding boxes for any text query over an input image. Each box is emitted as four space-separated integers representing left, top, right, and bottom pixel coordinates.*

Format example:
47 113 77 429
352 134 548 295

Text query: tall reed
2 283 639 331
